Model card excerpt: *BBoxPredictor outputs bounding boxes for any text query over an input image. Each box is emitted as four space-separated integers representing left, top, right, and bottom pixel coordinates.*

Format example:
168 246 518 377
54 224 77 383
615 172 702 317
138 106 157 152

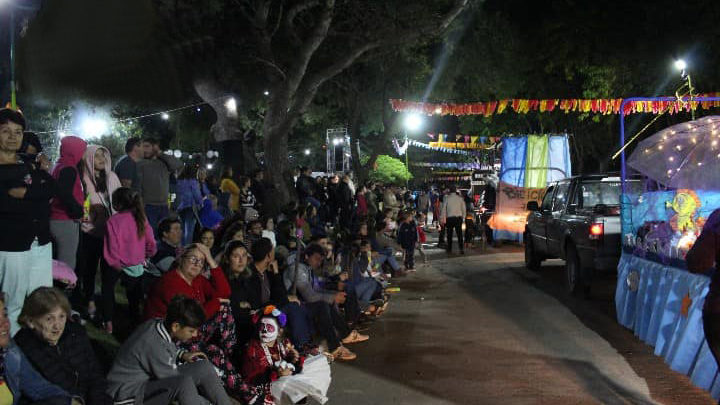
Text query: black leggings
75 232 103 306
101 263 146 323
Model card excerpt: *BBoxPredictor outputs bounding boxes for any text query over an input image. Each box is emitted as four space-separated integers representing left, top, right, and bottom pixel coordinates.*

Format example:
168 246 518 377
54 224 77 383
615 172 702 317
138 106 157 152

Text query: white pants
0 240 52 335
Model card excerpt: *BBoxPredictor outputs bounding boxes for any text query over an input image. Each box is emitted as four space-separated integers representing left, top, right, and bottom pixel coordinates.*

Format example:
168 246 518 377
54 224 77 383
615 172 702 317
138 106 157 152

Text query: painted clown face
260 317 279 343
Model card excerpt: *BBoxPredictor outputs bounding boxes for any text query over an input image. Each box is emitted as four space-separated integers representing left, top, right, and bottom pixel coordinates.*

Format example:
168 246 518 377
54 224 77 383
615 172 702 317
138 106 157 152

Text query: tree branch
284 0 335 95
247 55 287 80
283 0 320 47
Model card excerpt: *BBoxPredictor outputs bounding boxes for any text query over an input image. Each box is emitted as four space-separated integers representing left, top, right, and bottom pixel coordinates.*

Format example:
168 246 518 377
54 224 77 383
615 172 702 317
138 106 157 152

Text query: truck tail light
589 223 604 240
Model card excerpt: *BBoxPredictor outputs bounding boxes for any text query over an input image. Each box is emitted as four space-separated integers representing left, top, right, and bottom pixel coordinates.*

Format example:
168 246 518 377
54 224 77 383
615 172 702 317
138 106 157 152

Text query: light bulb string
32 95 230 135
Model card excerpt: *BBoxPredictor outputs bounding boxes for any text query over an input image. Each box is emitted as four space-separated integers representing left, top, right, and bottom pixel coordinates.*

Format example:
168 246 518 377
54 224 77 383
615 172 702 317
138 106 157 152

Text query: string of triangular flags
391 93 720 117
412 162 486 170
433 175 472 181
427 134 500 147
393 139 484 156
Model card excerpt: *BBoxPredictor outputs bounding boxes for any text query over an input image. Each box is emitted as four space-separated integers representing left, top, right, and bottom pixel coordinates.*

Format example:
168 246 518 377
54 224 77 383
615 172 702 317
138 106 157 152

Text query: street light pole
404 130 409 187
9 6 15 109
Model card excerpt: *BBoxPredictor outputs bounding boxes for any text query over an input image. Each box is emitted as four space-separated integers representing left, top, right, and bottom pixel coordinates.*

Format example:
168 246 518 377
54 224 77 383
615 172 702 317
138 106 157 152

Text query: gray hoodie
106 319 185 404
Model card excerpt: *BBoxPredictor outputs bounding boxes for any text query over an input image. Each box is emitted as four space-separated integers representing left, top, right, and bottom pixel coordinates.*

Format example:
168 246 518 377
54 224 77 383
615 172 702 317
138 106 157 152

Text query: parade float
615 98 720 399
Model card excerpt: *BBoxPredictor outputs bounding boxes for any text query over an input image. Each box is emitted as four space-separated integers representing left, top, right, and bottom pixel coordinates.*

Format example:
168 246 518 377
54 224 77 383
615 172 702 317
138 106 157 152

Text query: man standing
441 185 466 255
417 190 430 216
250 169 267 214
136 138 183 231
114 137 142 189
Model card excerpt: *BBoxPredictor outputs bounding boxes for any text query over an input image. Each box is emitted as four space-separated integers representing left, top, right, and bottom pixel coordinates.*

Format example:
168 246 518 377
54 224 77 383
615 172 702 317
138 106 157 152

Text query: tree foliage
365 155 412 185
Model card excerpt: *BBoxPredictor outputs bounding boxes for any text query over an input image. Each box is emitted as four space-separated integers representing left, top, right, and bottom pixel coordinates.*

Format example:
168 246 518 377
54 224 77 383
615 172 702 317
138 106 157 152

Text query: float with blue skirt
617 103 720 399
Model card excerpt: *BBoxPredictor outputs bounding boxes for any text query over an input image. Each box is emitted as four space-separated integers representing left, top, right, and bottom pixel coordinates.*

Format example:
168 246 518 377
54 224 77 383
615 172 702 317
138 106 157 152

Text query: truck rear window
578 182 623 208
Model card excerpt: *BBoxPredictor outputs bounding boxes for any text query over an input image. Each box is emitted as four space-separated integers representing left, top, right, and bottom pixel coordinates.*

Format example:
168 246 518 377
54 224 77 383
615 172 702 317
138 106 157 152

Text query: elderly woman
143 243 246 397
0 292 81 405
14 287 110 405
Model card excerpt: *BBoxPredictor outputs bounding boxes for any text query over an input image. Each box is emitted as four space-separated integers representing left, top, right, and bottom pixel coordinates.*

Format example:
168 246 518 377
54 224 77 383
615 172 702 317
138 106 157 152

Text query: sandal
342 329 369 344
331 346 357 361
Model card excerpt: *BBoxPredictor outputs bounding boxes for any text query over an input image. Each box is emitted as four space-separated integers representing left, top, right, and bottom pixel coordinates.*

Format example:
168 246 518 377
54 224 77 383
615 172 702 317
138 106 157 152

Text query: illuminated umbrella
628 116 720 190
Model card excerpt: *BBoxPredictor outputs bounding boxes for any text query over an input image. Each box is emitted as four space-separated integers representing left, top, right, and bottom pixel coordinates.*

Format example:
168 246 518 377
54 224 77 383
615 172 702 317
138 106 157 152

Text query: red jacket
144 266 231 320
241 338 304 384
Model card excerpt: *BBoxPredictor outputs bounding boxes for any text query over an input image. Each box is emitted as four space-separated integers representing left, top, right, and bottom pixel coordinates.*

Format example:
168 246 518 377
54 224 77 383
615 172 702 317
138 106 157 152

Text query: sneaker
342 329 369 344
331 346 357 361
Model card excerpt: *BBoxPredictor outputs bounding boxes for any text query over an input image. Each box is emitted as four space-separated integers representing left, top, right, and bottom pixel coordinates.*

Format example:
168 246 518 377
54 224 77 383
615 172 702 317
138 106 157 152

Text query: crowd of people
0 107 476 405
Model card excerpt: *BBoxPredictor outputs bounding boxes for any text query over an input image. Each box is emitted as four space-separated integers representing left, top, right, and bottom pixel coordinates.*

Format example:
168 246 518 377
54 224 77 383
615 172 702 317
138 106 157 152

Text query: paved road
327 248 715 404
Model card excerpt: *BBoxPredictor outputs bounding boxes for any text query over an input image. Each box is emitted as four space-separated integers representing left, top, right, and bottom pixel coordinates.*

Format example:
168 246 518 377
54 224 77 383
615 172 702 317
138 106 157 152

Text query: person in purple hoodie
175 163 204 246
49 136 87 273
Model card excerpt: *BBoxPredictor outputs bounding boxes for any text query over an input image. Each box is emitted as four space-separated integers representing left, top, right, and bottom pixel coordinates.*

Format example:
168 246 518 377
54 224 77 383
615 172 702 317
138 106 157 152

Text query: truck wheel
565 244 583 294
524 236 542 271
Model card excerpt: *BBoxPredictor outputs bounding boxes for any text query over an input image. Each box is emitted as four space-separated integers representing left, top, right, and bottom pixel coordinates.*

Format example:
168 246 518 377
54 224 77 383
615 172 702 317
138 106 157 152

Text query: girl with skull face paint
241 305 331 405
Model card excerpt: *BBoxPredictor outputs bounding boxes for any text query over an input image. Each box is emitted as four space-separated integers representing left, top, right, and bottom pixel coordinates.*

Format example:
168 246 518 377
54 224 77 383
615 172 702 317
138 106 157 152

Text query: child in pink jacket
102 187 156 333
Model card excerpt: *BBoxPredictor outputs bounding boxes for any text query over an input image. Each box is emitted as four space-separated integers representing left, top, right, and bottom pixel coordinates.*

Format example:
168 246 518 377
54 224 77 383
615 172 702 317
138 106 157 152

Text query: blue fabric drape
547 135 571 183
499 137 527 187
616 253 718 397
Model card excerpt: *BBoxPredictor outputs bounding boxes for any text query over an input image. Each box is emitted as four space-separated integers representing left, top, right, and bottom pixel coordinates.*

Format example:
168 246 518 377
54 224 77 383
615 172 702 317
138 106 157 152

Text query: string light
33 95 232 135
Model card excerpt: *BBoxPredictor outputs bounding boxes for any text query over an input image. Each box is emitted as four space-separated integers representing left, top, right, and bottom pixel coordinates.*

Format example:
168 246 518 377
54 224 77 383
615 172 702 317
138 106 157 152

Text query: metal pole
405 130 409 187
10 7 16 109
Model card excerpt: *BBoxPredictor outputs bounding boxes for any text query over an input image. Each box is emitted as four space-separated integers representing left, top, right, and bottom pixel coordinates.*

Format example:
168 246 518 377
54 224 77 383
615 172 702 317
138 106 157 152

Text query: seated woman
143 243 244 397
220 240 254 344
241 305 330 405
15 287 111 405
223 239 315 351
0 292 79 404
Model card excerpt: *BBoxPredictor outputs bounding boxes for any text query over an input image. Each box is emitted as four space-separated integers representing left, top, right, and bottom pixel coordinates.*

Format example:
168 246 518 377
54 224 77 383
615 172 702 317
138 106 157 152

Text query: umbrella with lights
628 116 720 190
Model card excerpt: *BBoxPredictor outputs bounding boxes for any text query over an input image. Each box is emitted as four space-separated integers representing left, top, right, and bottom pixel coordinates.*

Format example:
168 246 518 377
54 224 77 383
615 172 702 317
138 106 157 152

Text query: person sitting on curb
107 295 233 405
283 244 367 361
151 217 183 274
15 287 111 405
0 292 81 404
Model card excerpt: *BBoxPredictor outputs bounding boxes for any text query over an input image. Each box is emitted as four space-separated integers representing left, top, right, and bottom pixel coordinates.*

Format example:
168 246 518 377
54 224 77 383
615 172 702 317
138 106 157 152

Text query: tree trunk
194 80 257 175
262 91 298 206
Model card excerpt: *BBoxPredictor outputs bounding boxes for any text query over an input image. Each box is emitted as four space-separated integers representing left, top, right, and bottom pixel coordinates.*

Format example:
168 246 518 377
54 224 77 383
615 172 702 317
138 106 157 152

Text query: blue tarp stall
492 134 571 242
616 188 720 399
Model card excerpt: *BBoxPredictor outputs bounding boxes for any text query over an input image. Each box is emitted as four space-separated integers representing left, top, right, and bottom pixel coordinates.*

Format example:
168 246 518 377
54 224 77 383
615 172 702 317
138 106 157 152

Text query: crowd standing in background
0 107 488 405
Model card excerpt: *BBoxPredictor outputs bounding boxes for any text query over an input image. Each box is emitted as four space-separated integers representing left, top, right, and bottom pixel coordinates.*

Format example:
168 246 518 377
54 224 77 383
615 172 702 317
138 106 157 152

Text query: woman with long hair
102 187 156 333
220 166 241 212
176 163 204 245
76 145 121 320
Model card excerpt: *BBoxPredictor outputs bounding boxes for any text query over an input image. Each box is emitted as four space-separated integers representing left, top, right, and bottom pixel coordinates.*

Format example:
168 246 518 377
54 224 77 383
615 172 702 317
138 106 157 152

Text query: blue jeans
179 208 197 246
281 302 314 348
145 204 169 234
348 278 381 309
375 247 400 271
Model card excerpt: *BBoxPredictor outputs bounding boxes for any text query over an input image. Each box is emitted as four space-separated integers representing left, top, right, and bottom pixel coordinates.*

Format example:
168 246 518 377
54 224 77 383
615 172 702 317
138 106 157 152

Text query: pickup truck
524 174 634 294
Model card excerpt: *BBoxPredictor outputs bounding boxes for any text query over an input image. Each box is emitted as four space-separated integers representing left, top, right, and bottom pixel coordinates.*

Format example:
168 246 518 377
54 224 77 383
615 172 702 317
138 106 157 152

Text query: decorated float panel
616 105 720 399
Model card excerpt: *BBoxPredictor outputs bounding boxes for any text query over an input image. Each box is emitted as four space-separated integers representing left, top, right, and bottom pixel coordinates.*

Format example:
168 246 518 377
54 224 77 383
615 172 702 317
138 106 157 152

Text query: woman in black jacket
15 287 111 405
0 108 57 334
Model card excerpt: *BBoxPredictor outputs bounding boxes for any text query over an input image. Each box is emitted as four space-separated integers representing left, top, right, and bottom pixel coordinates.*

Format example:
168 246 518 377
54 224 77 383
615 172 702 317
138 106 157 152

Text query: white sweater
442 193 466 220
